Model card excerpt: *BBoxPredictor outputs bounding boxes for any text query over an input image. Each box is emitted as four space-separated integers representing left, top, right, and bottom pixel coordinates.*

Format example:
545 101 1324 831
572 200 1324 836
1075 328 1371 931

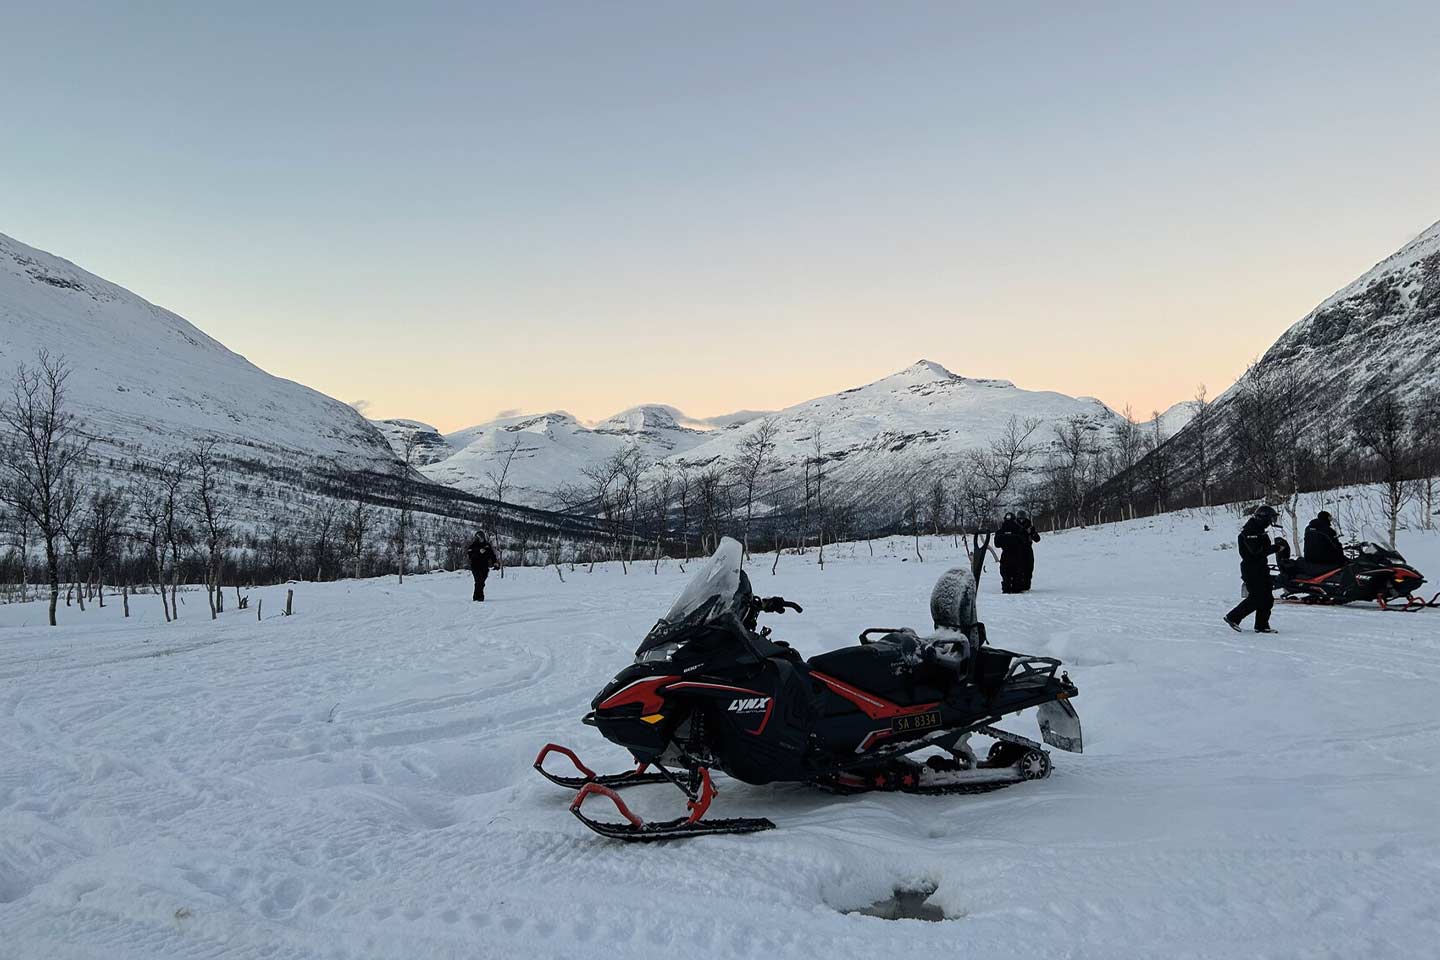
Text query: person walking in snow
468 532 498 602
995 513 1021 593
1014 510 1041 592
1303 511 1345 567
1224 505 1284 634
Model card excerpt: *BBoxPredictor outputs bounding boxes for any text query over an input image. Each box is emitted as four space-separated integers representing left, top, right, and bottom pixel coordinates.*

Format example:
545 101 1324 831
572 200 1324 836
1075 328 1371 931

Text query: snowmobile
1275 540 1437 612
534 537 1082 841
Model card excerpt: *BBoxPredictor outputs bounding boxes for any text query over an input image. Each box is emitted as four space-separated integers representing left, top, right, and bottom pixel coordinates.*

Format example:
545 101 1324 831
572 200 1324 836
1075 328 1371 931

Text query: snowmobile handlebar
755 596 802 615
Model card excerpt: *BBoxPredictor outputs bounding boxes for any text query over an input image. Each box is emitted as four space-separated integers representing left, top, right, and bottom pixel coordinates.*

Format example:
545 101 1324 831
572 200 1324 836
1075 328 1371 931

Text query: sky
3 2 1439 433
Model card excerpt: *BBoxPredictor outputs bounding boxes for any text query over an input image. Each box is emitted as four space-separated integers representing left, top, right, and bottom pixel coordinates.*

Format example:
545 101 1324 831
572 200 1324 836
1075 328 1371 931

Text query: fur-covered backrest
930 566 978 632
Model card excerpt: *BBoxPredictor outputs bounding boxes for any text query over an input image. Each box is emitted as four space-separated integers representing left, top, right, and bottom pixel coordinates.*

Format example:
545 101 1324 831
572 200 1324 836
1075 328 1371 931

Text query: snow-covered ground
2 513 1439 959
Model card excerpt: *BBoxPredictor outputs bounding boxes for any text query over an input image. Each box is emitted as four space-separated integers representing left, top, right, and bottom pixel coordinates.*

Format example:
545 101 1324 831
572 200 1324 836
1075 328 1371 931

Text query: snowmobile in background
534 537 1082 841
1275 540 1437 612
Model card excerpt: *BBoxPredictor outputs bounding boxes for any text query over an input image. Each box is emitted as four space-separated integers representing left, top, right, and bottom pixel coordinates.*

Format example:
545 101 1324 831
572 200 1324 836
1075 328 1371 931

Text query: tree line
0 352 605 625
1089 365 1440 544
543 369 1440 568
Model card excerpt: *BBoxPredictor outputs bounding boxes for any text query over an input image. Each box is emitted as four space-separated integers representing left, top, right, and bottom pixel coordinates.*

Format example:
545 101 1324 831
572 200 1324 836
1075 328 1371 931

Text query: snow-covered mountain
1140 401 1197 440
1113 218 1440 504
417 360 1118 510
671 360 1117 514
0 233 401 484
1249 219 1440 412
372 418 453 465
421 405 712 504
0 232 610 542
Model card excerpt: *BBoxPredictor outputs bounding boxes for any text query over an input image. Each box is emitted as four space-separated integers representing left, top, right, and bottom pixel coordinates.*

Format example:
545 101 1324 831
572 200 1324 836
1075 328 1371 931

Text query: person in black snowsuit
995 512 1034 594
1303 511 1345 567
468 532 497 602
1224 505 1284 634
1014 509 1041 591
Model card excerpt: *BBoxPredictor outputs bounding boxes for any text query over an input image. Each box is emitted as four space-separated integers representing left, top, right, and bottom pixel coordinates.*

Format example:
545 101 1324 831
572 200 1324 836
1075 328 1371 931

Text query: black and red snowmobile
534 537 1082 841
1275 540 1437 612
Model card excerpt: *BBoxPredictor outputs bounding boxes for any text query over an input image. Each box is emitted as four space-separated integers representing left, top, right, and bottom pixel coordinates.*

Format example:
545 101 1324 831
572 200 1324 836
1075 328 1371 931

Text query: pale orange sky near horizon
19 211 1426 435
3 4 1437 434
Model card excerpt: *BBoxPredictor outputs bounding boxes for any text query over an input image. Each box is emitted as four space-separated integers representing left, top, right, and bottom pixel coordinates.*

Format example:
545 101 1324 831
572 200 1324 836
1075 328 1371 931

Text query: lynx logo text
727 697 771 714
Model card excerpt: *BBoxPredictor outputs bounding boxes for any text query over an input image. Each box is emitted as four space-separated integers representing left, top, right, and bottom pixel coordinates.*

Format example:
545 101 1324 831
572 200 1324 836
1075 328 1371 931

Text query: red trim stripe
809 670 939 720
597 676 677 715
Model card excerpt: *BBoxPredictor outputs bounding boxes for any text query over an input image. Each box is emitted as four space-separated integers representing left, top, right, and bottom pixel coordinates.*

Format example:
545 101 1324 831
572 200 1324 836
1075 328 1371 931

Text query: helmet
1253 505 1278 525
1003 511 1015 521
1016 509 1030 520
1317 510 1332 523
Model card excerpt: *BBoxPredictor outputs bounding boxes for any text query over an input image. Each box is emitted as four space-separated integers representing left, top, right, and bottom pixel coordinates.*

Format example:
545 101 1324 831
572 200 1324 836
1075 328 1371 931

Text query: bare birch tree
189 439 232 618
1352 387 1414 547
809 430 826 569
1190 384 1212 508
395 431 421 583
732 418 778 561
0 351 90 626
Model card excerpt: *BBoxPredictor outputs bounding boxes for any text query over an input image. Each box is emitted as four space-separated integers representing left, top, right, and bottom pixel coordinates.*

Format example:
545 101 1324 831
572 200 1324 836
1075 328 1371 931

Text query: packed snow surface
3 513 1439 958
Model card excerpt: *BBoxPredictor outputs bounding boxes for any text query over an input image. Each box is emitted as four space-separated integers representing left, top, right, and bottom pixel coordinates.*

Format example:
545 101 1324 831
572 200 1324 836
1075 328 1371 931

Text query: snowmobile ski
1376 591 1440 613
568 769 775 842
533 743 670 790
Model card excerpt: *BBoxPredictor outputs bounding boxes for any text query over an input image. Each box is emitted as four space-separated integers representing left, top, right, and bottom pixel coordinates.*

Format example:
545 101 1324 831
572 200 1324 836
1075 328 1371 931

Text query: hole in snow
843 884 946 922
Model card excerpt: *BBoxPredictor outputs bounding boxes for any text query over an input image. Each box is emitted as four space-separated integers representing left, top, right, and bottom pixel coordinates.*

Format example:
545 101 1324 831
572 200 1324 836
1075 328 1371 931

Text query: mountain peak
601 404 691 433
902 359 957 380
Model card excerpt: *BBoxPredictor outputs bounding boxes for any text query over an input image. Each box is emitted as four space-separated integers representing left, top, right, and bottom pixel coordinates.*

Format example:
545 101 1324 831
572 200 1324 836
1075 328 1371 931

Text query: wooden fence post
285 589 294 616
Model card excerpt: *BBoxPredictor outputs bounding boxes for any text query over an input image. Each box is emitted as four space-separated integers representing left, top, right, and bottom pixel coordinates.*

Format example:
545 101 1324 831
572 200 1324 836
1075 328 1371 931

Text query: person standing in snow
1303 511 1345 567
995 513 1022 593
1224 505 1284 634
1014 510 1042 592
468 532 498 602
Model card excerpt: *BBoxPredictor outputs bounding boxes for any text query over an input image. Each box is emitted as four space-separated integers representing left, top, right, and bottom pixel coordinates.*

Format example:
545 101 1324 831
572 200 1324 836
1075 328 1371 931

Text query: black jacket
995 518 1021 552
468 540 497 573
1303 520 1344 566
1015 519 1041 552
1237 518 1279 581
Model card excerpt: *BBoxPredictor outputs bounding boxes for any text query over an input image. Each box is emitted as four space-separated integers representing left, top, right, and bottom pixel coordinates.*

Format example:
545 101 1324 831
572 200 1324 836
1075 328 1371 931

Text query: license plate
892 710 942 733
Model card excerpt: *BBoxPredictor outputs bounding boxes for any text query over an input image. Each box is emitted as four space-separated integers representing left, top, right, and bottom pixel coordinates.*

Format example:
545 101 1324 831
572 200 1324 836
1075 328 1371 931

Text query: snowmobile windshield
1349 541 1406 563
636 538 746 660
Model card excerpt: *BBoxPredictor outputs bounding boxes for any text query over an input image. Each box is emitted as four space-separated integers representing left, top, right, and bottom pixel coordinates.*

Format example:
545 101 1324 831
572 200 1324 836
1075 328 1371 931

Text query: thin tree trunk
47 545 59 627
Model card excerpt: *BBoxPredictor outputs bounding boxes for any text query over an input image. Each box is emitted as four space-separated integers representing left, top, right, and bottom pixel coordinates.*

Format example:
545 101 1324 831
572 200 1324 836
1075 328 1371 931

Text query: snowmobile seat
807 636 950 707
1284 557 1343 581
